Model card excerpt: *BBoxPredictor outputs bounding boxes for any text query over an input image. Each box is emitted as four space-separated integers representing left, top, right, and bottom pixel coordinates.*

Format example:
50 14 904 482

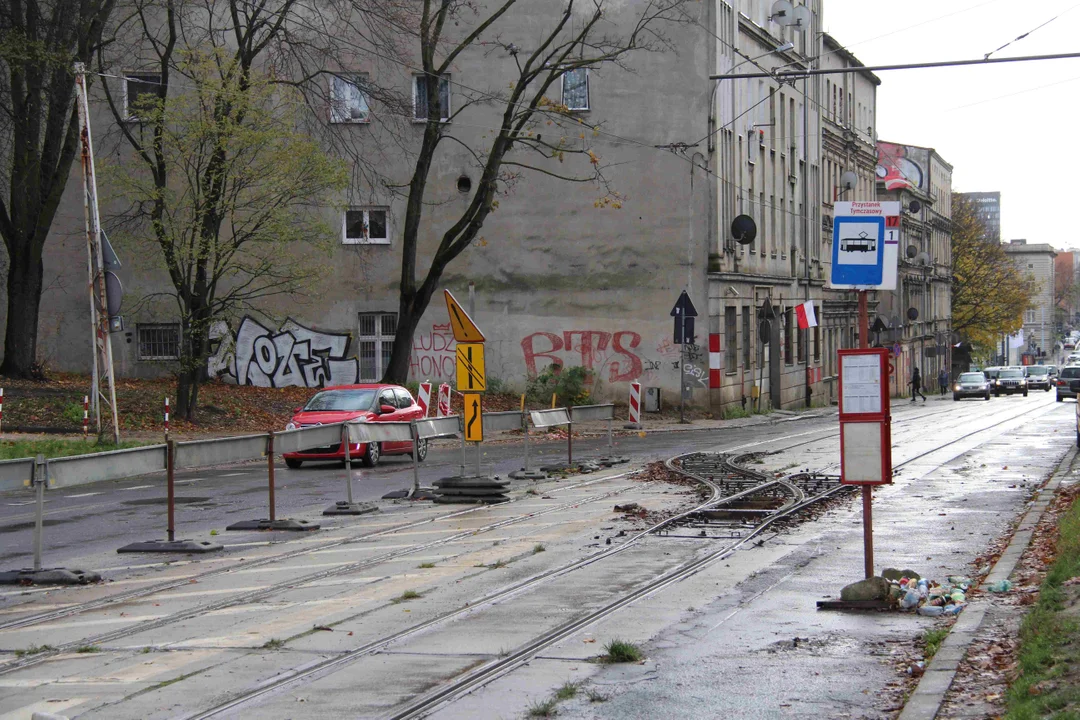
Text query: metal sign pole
267 431 276 523
410 423 421 498
524 419 531 471
460 423 467 476
679 314 687 424
32 454 45 572
166 441 175 542
567 419 573 465
343 427 356 505
476 442 482 477
858 290 875 579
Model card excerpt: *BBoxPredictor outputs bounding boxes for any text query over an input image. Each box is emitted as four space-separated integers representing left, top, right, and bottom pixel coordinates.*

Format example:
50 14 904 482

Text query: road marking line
122 485 154 491
221 472 249 477
0 697 88 717
66 492 103 498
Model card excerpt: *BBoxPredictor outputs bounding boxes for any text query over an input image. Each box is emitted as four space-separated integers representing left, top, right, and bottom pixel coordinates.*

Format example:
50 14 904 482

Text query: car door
395 387 422 421
375 388 406 451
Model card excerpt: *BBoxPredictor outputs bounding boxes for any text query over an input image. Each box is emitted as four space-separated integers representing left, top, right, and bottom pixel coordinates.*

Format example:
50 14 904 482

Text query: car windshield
999 369 1024 379
1027 367 1049 376
303 389 376 411
959 373 985 382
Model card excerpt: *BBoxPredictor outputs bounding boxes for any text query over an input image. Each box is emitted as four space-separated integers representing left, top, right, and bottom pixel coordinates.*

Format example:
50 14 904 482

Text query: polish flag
795 300 818 329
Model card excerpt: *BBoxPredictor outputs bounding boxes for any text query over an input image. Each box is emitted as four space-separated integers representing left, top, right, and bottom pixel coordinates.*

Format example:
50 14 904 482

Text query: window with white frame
357 313 397 381
137 323 181 360
330 73 370 123
413 74 450 121
343 207 389 244
125 73 162 121
561 68 589 111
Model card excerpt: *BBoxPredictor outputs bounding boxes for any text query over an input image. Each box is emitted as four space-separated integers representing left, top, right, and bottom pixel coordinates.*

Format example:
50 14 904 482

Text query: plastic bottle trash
917 605 945 617
944 603 965 615
917 579 929 598
948 576 972 588
901 589 921 609
950 590 966 603
986 580 1013 593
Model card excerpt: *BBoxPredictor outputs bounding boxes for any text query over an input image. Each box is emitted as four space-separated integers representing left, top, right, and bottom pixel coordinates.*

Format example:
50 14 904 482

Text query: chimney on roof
1009 239 1027 245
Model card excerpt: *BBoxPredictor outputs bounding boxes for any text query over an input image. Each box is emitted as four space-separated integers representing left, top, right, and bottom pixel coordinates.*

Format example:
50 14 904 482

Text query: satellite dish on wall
792 4 812 27
769 0 794 24
907 199 921 214
840 171 858 191
906 244 918 259
731 214 757 245
916 251 931 266
907 307 919 321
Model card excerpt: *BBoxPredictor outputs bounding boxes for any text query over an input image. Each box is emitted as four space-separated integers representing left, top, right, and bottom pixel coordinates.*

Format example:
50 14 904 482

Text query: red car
282 384 426 468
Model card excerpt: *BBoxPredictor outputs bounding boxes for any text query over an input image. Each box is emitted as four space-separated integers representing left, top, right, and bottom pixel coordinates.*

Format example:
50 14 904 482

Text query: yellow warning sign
456 343 486 392
444 290 486 343
464 393 483 442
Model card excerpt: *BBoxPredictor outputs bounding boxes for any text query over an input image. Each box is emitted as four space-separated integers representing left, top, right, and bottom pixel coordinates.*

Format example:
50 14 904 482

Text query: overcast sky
822 0 1079 248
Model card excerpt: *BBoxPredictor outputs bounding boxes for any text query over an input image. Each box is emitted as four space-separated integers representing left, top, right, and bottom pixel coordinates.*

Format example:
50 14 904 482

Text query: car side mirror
380 404 396 414
294 407 303 413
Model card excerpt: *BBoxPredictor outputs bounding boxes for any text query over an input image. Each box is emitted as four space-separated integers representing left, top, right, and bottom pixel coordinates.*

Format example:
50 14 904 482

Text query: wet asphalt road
0 414 836 570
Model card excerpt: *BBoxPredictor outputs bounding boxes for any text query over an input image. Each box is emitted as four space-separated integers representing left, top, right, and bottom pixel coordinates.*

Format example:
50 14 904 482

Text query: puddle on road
122 497 213 506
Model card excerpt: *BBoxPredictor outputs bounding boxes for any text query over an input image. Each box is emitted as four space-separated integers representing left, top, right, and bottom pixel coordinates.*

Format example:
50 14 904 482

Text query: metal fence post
567 420 573 466
267 430 276 523
342 427 356 505
32 454 45 572
410 422 421 498
166 440 175 542
324 423 377 515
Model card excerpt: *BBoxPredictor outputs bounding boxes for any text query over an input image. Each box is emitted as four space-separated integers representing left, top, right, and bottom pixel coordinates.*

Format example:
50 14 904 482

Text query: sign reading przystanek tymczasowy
830 201 901 290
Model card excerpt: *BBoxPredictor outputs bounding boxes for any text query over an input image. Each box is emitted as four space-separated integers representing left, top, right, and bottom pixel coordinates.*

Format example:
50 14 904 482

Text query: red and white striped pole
437 383 451 417
417 382 432 418
164 397 170 440
83 395 89 440
627 380 642 429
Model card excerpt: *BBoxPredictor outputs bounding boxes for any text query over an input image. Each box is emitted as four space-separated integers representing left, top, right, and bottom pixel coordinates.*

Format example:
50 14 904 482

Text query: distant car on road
1057 366 1080 402
1024 365 1054 391
282 384 426 468
953 372 991 401
992 368 1028 397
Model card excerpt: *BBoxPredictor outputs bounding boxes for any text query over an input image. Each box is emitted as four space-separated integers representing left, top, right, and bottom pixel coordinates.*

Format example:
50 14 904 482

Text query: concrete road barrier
174 434 268 469
47 445 168 490
0 457 35 493
482 411 524 434
276 422 345 454
346 421 414 444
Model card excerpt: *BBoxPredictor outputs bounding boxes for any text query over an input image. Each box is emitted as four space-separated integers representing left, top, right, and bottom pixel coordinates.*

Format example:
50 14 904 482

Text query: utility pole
75 63 120 445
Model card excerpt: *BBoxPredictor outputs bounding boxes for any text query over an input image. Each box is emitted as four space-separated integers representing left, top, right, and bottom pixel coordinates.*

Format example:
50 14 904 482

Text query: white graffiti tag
208 317 358 388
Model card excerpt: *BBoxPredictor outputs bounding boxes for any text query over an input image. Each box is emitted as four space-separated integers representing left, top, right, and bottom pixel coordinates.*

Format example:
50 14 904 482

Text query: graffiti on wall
521 330 644 383
876 142 928 191
208 317 358 388
410 322 456 379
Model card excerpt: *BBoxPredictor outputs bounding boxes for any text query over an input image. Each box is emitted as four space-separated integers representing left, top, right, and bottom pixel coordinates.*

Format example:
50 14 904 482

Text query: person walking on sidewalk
911 366 927 402
938 367 949 396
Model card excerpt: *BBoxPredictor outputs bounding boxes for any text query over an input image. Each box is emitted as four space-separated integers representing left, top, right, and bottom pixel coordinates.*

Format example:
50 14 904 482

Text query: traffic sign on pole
830 202 900 289
463 394 483 442
455 343 486 392
670 290 699 345
444 290 485 342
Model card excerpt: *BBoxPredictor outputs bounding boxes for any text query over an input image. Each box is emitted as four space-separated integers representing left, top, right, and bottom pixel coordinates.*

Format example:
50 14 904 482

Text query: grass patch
533 543 546 554
587 688 609 703
602 639 643 663
75 645 101 654
527 698 558 717
392 590 422 603
0 438 152 460
525 488 539 495
1006 489 1080 719
417 562 435 569
14 644 54 657
261 638 285 650
922 628 950 661
209 529 218 536
486 560 507 569
721 405 752 420
554 681 580 700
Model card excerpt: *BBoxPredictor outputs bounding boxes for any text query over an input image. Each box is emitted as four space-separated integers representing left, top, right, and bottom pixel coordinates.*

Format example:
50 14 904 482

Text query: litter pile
828 567 1014 613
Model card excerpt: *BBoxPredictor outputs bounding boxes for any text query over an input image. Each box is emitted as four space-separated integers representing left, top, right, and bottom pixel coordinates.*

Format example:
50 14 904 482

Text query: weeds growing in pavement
261 638 285 650
525 488 539 495
486 560 507 569
15 644 54 657
417 562 435 569
922 627 950 660
393 590 421 603
555 681 580 700
527 698 558 717
75 645 101 653
587 688 610 702
0 438 151 460
602 639 643 663
533 543 546 554
721 405 751 420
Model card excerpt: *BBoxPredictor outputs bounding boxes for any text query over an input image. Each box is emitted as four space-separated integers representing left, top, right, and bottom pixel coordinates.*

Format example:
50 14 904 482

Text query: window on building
797 317 806 363
561 68 589 111
330 73 370 123
125 73 161 121
137 323 181 360
358 313 397 381
742 307 751 367
343 207 389 244
413 74 450 121
725 306 737 372
784 307 793 364
813 325 821 363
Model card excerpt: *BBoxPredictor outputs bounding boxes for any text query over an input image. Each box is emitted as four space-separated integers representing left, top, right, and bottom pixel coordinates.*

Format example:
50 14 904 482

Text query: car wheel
285 458 303 469
412 438 429 462
985 393 991 400
953 393 960 401
361 442 381 467
1058 393 1064 402
1023 390 1028 397
1045 386 1051 392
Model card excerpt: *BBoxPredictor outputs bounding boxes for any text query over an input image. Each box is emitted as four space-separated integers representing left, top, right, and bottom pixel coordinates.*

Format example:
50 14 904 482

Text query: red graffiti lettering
563 331 611 368
610 331 643 382
521 332 564 376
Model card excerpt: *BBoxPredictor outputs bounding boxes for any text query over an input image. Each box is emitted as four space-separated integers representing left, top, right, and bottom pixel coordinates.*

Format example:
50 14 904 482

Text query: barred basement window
137 323 181 360
125 73 161 121
561 68 589 111
357 313 397 381
724 306 737 373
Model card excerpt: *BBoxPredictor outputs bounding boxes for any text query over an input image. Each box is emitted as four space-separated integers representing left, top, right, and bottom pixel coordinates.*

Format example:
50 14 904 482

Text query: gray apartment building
956 191 1001 243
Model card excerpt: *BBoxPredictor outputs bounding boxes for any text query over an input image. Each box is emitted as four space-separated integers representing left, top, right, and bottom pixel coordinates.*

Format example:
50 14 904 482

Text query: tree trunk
0 247 45 377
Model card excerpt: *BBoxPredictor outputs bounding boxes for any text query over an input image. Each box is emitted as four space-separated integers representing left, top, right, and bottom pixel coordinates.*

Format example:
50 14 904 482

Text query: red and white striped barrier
628 381 642 428
83 395 89 439
437 383 451 417
417 382 432 418
709 333 721 388
164 397 170 439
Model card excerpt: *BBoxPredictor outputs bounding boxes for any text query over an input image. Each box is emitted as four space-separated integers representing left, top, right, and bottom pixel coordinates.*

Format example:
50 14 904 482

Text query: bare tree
0 0 116 378
381 0 690 383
